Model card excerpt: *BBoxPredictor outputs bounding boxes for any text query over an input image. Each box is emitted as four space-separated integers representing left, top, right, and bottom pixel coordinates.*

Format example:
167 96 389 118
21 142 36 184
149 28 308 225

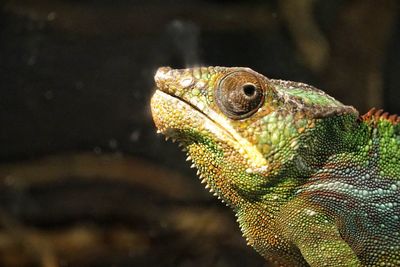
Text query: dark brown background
1 0 399 266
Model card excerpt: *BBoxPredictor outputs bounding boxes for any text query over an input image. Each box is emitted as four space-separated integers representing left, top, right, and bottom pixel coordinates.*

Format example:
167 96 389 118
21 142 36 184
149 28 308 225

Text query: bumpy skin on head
151 66 400 267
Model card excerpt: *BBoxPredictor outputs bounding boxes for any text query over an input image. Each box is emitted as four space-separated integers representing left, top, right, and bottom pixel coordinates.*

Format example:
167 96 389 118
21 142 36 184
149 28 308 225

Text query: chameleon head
151 66 357 206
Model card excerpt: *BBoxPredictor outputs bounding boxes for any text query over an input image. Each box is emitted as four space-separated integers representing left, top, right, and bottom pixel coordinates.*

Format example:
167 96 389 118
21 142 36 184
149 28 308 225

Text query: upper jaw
153 66 231 97
154 66 200 96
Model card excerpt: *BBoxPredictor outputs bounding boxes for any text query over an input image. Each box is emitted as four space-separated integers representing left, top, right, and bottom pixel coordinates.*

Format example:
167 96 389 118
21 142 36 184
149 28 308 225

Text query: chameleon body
150 66 400 266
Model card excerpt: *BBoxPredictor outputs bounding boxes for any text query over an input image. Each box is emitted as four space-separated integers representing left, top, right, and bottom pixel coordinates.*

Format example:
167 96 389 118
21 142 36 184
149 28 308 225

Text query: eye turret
215 71 265 119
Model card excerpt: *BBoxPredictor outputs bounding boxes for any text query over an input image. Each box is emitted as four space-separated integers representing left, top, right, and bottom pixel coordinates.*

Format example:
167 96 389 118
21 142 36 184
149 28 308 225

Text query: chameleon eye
216 71 264 119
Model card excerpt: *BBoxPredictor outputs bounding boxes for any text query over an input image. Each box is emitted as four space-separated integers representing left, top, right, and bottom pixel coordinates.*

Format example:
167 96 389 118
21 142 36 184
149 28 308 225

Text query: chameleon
150 66 400 266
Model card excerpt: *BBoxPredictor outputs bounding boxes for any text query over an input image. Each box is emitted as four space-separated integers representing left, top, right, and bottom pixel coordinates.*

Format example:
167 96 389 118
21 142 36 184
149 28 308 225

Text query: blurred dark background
0 0 399 266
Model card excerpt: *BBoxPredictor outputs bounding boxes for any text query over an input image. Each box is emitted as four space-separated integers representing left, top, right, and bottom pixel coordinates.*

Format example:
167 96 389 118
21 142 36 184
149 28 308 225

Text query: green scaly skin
150 66 400 267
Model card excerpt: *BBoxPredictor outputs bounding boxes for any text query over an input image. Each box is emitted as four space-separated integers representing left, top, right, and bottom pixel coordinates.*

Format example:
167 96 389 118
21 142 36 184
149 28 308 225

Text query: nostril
154 66 172 83
157 66 172 74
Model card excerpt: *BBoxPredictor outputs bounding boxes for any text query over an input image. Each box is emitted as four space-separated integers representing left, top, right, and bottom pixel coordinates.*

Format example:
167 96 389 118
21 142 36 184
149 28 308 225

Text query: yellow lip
151 90 235 141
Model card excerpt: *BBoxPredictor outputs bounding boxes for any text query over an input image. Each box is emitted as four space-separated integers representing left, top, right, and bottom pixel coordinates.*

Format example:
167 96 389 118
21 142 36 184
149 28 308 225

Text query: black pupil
215 71 265 119
242 84 256 97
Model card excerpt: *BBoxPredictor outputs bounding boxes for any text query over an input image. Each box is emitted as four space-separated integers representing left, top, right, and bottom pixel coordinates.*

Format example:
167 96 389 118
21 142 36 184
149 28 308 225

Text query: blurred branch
0 153 254 266
4 0 277 36
0 223 150 267
0 153 204 201
0 209 58 267
323 0 397 111
279 0 330 73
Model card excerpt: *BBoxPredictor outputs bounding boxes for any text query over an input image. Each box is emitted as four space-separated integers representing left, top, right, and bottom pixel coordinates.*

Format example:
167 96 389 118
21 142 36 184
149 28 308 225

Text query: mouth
151 89 269 172
151 89 236 143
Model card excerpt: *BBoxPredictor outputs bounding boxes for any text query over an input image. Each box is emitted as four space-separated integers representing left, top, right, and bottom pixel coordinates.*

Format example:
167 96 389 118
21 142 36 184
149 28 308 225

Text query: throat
185 141 244 208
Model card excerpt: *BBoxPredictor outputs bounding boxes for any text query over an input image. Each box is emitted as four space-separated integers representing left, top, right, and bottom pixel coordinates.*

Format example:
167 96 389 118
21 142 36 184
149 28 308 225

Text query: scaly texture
150 66 400 267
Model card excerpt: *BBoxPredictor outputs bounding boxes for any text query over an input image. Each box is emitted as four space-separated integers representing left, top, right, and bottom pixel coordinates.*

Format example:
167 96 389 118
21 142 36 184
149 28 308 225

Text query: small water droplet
109 139 118 149
44 90 54 100
47 12 57 21
130 130 141 142
93 147 102 154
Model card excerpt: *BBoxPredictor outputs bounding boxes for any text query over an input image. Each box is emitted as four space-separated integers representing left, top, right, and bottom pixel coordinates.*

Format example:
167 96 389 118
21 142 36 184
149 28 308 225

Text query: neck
293 114 369 173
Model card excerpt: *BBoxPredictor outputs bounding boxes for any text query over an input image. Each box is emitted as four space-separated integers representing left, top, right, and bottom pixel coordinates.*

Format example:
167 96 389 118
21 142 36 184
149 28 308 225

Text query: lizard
150 66 400 266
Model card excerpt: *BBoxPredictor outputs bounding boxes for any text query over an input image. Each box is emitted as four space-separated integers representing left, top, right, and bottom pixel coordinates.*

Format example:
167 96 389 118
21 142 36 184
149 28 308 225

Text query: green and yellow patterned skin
150 66 400 267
